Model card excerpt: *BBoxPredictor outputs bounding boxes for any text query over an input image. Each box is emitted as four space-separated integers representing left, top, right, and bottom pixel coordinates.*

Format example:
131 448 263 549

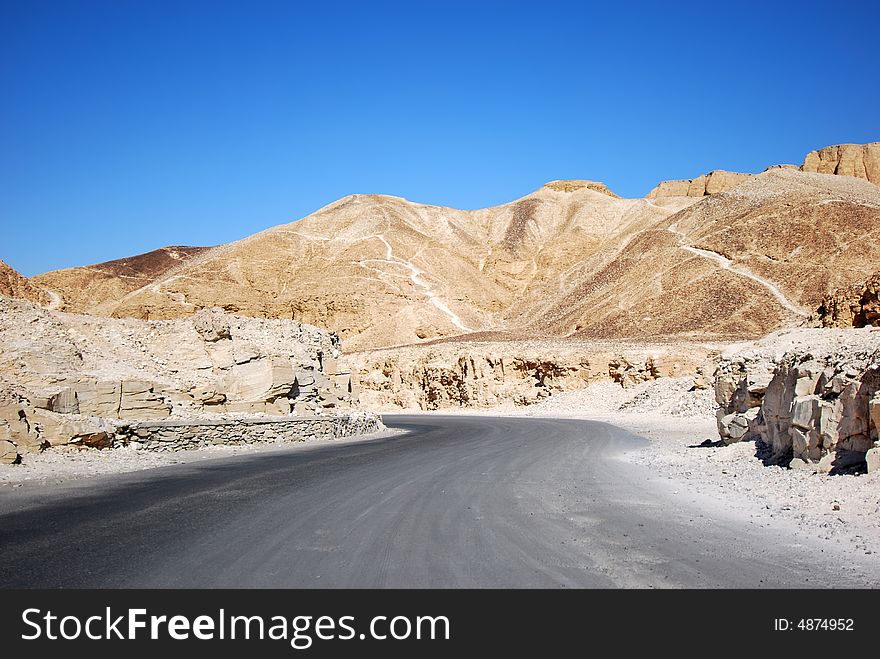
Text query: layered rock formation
802 142 880 186
646 170 754 198
542 179 620 197
714 330 880 473
817 272 880 328
352 339 713 410
0 298 368 463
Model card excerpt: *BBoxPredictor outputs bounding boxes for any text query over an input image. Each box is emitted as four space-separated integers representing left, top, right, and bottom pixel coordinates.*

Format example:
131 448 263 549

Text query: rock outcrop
0 299 367 463
352 340 711 410
646 170 754 198
0 259 49 306
714 330 880 473
542 180 620 197
802 142 880 186
817 272 880 328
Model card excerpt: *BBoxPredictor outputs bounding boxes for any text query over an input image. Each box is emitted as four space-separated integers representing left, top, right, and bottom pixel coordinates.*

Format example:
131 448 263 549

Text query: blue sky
2 1 878 276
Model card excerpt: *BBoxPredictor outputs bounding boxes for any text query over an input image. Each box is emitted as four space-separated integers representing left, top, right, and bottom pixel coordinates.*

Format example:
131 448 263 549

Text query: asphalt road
0 415 872 588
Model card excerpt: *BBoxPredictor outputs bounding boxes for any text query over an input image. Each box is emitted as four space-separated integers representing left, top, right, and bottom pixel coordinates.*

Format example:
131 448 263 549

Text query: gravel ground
520 379 880 565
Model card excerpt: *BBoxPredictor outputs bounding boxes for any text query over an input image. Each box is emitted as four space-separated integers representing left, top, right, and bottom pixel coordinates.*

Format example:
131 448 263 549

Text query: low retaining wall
116 413 384 452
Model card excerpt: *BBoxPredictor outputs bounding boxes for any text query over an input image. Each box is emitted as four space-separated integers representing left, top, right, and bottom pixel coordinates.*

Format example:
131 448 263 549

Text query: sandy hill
28 143 880 351
0 259 49 306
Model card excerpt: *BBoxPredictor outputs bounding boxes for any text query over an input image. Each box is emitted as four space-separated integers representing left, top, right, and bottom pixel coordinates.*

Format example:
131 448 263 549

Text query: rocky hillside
33 246 210 316
0 298 365 462
29 143 880 351
0 259 49 306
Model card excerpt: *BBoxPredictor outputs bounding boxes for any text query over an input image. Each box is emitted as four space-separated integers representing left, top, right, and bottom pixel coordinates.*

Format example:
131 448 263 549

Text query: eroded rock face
353 342 709 410
646 170 754 198
714 336 880 472
542 180 620 197
0 259 49 306
713 357 774 444
817 272 880 328
802 143 880 186
0 438 19 465
0 299 364 456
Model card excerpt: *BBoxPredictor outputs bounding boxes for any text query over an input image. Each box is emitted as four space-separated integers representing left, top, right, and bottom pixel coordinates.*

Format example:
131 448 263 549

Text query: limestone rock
542 180 620 197
714 336 880 463
0 394 42 452
870 395 880 441
788 457 817 472
801 142 880 186
647 170 754 198
29 409 117 447
817 272 880 328
0 438 19 465
866 447 880 473
0 259 49 306
353 342 708 411
192 307 232 342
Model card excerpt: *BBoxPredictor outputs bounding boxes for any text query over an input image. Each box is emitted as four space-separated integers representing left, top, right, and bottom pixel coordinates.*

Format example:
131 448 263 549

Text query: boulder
0 398 42 452
713 344 880 466
866 447 880 474
192 307 232 342
30 409 117 447
0 438 19 464
225 357 295 402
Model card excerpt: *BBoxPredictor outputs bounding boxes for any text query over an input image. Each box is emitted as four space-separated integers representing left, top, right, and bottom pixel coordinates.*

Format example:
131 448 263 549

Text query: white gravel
516 378 880 563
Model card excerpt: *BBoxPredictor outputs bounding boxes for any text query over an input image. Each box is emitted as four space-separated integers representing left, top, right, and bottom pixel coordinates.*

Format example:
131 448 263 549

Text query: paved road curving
0 415 873 588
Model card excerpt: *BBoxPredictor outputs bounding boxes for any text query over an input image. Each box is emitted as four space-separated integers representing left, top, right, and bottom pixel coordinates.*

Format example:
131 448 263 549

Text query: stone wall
114 413 384 452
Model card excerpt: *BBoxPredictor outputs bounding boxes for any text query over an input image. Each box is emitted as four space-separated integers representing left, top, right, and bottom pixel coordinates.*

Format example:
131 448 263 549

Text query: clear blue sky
2 0 878 276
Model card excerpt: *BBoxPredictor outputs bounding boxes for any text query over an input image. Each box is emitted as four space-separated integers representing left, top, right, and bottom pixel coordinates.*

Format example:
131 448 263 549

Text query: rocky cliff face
0 260 48 306
714 330 880 474
802 143 880 186
352 340 713 410
817 272 880 328
0 299 365 463
646 170 754 198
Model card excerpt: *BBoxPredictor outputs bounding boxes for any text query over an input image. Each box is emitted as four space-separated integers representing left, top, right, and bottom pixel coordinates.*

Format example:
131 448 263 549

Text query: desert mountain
30 143 880 351
33 246 210 317
0 259 49 306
